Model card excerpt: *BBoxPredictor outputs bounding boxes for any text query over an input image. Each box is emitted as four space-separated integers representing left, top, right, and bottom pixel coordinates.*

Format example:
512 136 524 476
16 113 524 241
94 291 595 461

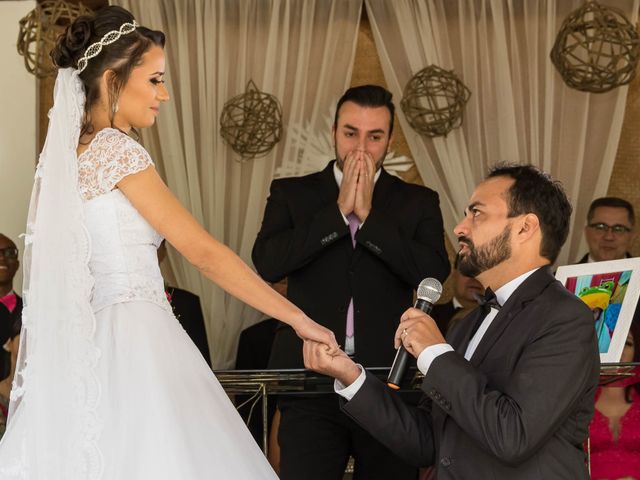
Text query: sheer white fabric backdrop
112 0 362 367
365 0 638 265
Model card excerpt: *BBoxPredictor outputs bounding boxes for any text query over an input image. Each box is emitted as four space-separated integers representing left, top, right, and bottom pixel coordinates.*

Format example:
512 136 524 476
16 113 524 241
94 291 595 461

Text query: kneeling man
305 164 599 479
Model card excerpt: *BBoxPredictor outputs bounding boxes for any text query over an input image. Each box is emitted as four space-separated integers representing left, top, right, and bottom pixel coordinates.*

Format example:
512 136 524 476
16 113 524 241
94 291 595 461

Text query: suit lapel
469 266 556 367
447 308 483 356
315 161 340 205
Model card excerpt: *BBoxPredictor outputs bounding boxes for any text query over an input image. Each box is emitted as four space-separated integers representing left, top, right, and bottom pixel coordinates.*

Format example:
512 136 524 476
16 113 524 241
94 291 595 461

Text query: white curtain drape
113 0 362 367
366 0 638 266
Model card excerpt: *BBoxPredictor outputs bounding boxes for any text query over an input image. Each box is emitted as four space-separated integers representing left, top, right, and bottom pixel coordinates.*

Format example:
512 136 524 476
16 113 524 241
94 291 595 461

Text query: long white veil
0 68 103 479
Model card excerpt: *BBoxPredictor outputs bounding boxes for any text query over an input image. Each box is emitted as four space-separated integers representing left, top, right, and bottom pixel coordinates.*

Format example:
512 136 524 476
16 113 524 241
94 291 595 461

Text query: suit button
440 456 451 467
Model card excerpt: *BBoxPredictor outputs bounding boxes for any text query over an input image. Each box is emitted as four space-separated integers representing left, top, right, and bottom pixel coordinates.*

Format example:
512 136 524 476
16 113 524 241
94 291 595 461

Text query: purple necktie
346 213 359 337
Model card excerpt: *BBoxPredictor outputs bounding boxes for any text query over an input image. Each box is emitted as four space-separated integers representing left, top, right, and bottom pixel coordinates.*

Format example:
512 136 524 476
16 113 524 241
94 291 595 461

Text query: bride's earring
112 102 119 114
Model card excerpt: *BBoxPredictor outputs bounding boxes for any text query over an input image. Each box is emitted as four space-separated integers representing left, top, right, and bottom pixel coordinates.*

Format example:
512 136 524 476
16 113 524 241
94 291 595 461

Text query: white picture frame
555 257 640 363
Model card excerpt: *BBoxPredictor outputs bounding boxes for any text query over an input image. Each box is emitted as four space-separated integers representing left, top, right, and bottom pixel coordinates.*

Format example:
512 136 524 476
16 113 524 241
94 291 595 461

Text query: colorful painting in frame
555 258 640 363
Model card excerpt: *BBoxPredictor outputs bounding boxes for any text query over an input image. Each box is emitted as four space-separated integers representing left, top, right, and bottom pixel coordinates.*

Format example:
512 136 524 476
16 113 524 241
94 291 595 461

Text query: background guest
252 84 450 480
432 255 484 334
157 240 211 365
0 309 21 440
579 197 637 264
0 234 21 378
589 320 640 480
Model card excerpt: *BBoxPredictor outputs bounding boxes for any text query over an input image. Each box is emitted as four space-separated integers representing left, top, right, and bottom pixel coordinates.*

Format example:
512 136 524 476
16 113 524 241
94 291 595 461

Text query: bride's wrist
290 311 310 330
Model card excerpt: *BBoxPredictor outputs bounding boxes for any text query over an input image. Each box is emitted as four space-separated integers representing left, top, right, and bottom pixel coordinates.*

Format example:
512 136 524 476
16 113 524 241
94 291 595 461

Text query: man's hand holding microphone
303 278 445 390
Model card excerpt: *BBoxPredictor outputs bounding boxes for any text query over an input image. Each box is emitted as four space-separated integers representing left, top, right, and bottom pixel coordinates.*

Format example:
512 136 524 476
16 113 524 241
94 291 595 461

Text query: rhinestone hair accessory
76 20 139 73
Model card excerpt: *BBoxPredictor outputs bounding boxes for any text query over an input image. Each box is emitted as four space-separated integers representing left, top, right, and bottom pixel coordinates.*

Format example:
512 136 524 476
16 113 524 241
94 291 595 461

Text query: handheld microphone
387 277 443 390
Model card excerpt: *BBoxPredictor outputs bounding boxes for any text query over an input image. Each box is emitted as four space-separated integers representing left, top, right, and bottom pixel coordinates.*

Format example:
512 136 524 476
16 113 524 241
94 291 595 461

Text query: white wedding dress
0 128 277 479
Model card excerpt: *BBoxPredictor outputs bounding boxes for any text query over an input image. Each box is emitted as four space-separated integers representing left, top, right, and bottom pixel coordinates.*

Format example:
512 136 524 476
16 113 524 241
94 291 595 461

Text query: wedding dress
79 127 278 479
0 70 277 479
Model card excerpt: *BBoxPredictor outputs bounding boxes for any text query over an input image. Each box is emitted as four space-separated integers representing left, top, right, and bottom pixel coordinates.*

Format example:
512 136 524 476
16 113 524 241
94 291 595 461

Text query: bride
0 5 337 479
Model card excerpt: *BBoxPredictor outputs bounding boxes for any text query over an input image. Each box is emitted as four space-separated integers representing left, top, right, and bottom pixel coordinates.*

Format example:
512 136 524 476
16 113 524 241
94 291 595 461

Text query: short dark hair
334 85 395 136
487 164 572 264
587 197 635 226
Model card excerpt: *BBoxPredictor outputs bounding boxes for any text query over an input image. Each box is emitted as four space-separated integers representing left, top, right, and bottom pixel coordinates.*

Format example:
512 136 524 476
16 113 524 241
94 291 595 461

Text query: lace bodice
78 128 170 313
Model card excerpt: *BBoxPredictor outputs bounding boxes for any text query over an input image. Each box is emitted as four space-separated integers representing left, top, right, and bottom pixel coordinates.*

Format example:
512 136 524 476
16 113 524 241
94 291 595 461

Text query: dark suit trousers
278 395 418 480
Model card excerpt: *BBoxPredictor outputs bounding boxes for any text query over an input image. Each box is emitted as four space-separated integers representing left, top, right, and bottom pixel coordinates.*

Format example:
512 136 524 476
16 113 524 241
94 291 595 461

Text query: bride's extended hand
294 316 340 355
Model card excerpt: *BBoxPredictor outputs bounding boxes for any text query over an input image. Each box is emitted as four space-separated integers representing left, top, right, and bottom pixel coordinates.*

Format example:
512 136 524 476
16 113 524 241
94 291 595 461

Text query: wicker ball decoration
219 80 283 160
400 65 471 138
550 1 640 93
17 0 92 78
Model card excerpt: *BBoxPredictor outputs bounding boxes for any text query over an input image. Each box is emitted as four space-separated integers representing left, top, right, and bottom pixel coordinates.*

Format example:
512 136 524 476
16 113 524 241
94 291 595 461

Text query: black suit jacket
167 287 211 366
431 300 459 334
0 294 22 378
342 266 600 479
235 318 278 370
252 161 450 368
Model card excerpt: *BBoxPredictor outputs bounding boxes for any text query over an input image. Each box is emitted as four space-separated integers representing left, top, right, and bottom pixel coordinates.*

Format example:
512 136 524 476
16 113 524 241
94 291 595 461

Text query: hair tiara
76 20 139 73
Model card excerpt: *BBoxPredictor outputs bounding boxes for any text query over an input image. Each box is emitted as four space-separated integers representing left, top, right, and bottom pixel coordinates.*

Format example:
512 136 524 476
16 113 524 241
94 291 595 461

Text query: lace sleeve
78 128 154 201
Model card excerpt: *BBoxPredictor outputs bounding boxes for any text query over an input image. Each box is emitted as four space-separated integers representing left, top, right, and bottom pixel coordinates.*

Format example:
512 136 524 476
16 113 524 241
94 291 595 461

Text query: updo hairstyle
50 6 165 137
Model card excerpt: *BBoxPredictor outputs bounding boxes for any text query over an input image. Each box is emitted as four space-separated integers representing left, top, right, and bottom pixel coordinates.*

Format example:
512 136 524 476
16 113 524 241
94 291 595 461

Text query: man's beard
458 224 512 278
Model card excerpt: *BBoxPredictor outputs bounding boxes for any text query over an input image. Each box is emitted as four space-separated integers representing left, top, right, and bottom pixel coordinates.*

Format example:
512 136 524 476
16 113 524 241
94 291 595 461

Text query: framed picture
555 258 640 363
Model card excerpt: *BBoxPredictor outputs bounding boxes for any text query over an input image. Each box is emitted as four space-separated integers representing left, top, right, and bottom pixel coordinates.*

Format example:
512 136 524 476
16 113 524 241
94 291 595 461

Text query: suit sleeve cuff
334 364 366 401
417 344 454 375
339 210 349 226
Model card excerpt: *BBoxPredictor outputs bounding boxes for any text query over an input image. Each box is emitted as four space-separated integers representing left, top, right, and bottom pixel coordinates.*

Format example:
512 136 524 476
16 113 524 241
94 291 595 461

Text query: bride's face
113 45 169 131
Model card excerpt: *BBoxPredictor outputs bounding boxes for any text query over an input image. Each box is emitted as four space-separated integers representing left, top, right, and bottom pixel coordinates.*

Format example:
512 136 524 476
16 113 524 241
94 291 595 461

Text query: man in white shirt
304 164 600 480
252 85 449 480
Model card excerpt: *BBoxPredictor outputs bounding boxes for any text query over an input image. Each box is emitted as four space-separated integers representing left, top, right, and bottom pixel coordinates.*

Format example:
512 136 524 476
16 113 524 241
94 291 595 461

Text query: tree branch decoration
401 65 471 138
17 0 92 78
550 0 640 93
219 80 283 161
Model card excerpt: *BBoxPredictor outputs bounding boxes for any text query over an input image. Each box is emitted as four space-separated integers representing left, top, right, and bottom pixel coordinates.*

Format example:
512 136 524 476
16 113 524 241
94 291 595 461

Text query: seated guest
157 240 211 365
590 320 640 480
0 234 22 378
579 197 637 264
432 255 484 334
0 310 21 440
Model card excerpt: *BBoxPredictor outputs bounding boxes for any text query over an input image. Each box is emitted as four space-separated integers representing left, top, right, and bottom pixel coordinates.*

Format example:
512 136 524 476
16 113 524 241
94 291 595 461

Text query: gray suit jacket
342 266 600 479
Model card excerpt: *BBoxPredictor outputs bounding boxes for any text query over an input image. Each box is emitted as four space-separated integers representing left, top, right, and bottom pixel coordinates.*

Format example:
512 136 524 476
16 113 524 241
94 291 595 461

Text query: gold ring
401 328 408 337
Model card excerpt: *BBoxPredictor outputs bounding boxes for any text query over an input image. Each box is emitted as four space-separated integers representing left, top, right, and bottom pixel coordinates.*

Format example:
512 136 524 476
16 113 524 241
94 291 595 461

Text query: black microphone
387 277 443 390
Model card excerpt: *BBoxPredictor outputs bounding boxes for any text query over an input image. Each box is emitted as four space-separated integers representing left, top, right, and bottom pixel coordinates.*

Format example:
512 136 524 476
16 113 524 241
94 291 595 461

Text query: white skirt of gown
95 301 277 479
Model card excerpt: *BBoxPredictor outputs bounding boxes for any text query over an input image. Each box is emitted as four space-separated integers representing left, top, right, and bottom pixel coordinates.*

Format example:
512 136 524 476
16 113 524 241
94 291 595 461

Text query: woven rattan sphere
17 0 92 78
550 1 640 93
220 80 283 160
401 65 471 138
